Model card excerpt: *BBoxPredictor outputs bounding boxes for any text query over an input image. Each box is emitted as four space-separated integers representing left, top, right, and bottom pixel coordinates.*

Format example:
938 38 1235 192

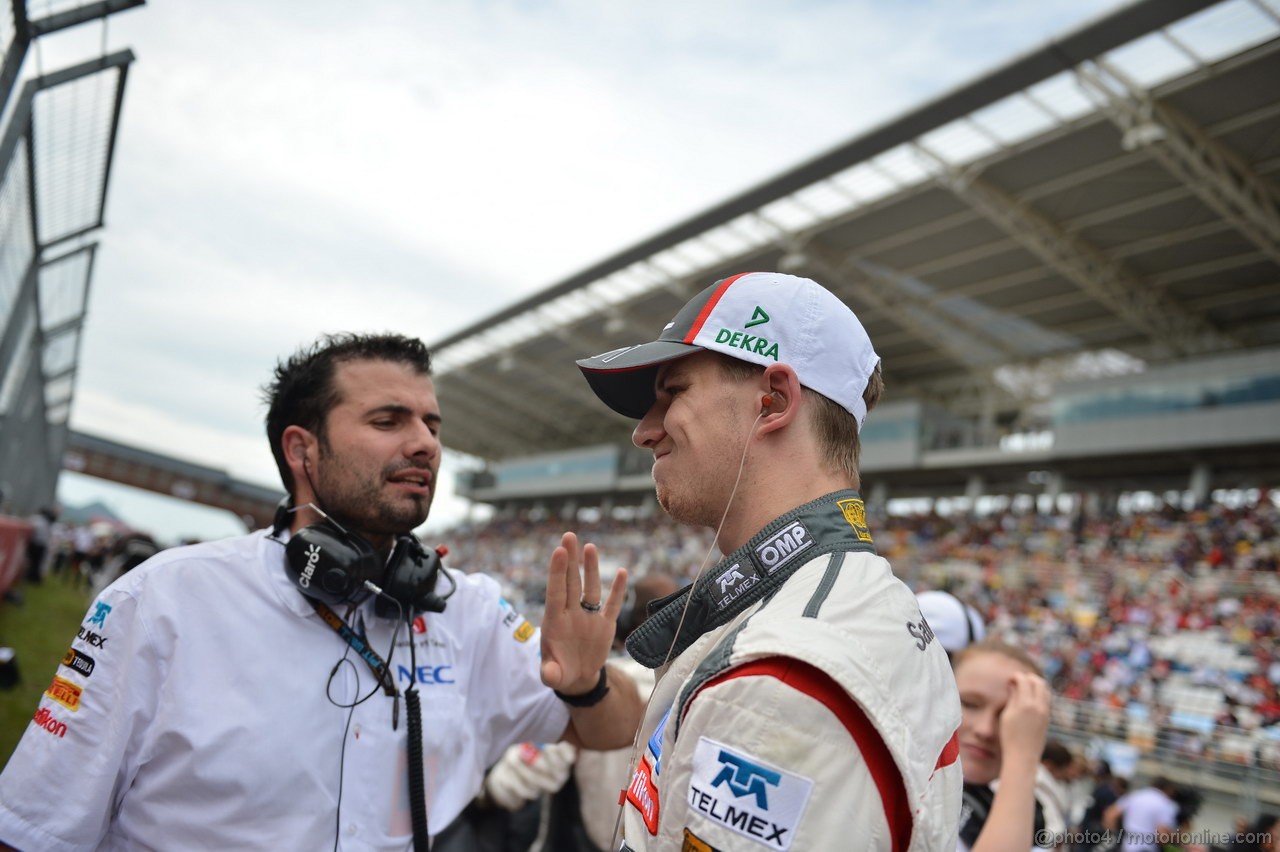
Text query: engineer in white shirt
0 332 643 852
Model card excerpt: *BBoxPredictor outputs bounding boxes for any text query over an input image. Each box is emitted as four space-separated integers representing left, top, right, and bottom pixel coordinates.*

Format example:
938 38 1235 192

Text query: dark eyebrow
367 404 443 425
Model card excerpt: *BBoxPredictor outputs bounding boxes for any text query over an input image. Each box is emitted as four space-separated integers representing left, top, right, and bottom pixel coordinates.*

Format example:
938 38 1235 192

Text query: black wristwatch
553 666 610 708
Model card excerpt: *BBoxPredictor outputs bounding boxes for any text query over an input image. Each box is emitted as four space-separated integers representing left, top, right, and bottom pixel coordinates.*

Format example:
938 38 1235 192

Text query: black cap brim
576 340 703 418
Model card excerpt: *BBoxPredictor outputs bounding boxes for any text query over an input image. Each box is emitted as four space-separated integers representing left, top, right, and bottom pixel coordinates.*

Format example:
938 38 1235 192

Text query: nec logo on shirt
688 737 813 851
397 664 455 685
754 521 813 574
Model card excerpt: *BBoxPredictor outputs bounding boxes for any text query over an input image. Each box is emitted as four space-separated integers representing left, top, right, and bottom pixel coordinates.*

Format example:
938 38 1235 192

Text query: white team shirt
0 529 569 851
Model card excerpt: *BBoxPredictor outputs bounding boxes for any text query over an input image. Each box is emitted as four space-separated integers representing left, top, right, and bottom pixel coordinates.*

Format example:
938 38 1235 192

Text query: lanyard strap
308 598 397 697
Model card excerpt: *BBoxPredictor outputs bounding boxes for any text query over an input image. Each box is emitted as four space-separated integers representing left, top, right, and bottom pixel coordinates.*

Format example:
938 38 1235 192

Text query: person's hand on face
998 671 1051 764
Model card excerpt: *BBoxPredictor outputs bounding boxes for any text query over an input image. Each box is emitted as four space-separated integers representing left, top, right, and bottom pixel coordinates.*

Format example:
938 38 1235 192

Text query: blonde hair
952 638 1043 677
718 357 883 484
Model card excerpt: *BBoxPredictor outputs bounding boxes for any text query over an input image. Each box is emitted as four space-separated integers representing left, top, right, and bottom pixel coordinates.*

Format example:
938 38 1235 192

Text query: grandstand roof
428 0 1280 462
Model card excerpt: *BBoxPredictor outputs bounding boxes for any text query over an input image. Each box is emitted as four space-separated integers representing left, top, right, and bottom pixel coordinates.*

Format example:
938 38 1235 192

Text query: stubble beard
316 450 433 538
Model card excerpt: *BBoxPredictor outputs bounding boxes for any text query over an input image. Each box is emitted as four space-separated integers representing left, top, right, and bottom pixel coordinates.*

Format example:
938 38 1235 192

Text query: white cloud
38 0 1128 538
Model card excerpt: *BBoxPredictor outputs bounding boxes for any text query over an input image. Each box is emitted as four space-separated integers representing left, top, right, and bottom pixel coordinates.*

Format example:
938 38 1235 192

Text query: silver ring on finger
579 599 602 614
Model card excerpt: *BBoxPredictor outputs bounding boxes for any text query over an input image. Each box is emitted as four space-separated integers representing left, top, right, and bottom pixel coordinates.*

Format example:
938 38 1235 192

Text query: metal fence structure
0 0 141 516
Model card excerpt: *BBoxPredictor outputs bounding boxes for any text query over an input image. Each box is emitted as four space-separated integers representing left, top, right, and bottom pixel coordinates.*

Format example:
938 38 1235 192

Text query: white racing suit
619 491 962 851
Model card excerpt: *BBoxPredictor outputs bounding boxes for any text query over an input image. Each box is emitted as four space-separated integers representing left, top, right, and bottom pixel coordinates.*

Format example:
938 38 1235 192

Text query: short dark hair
262 333 433 494
1042 740 1073 769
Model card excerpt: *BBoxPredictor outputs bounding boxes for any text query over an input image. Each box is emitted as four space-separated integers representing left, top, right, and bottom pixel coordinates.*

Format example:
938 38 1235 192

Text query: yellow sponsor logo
46 675 82 712
513 621 535 643
682 828 716 852
837 498 874 543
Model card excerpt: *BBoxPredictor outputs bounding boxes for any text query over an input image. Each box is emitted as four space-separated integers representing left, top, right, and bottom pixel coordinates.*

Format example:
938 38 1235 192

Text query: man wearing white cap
917 590 987 658
576 271 962 851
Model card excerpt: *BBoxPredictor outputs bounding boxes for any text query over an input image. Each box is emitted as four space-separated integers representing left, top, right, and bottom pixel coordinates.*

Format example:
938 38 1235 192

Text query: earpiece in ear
761 394 774 412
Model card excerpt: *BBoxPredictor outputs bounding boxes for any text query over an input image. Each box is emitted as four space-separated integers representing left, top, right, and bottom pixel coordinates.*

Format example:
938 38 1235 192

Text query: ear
756 364 802 434
281 426 316 489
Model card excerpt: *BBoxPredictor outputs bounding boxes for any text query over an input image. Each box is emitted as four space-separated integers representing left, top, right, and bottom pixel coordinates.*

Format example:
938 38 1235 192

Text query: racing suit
619 491 962 851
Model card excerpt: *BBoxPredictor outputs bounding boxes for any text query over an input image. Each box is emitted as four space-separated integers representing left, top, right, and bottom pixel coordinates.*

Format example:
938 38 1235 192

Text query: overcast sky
36 0 1129 543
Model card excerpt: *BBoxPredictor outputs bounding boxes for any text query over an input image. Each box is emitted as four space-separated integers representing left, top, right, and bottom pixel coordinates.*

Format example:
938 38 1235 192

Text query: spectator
953 638 1053 852
23 506 56 585
1104 776 1181 852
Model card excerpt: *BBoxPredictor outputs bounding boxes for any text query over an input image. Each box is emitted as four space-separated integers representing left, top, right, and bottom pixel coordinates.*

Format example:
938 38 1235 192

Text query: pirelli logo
46 675 83 712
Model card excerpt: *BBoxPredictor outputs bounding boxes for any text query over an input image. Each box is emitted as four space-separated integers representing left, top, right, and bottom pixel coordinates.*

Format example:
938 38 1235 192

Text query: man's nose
406 421 441 460
632 405 664 449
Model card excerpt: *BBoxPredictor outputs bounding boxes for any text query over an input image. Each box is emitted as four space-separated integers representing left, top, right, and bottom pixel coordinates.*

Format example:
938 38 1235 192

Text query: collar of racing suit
625 489 878 668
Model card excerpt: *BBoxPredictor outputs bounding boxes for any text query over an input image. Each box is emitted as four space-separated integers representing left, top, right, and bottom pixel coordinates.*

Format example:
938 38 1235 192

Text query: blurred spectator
953 638 1053 852
918 588 986 658
1104 776 1180 852
1229 813 1279 852
24 506 57 585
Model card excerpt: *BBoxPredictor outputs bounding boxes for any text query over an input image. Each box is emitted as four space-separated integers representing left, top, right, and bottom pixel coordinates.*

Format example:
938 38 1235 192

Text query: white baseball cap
916 590 986 654
576 271 881 429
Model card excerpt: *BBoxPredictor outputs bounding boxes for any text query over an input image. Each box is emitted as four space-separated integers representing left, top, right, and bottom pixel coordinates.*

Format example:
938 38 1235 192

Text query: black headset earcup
376 537 448 619
285 521 380 607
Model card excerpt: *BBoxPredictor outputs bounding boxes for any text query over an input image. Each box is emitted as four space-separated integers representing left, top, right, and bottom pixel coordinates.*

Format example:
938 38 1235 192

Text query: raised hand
540 531 629 695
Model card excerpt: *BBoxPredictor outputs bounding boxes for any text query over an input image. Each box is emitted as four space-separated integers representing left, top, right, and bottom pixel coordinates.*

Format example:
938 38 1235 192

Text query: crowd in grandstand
7 492 1276 848
435 495 1280 780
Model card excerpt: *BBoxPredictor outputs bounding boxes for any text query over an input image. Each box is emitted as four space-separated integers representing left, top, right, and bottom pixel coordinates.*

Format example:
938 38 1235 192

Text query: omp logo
33 707 67 738
45 676 82 712
63 648 95 677
711 750 781 809
745 306 770 328
298 543 322 588
754 521 812 573
88 602 111 628
717 567 745 594
714 329 779 360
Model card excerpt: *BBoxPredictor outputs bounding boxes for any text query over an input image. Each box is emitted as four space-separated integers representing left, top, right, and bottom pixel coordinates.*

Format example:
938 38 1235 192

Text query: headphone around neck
272 498 453 619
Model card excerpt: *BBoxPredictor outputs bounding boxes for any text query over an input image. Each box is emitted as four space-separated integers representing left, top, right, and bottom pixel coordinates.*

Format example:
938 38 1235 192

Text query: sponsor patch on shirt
513 621 535 642
683 828 718 851
32 707 68 738
62 647 95 677
754 521 813 574
627 755 661 835
713 563 760 612
836 498 874 543
77 626 108 648
87 601 112 627
45 675 83 711
688 737 812 851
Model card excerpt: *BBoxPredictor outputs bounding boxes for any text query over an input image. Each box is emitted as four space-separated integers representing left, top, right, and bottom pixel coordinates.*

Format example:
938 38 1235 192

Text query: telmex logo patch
713 563 759 611
754 521 813 574
688 737 813 851
46 675 83 712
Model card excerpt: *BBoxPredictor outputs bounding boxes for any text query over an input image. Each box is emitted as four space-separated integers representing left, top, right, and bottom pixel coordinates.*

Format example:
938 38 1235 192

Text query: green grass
0 578 94 768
